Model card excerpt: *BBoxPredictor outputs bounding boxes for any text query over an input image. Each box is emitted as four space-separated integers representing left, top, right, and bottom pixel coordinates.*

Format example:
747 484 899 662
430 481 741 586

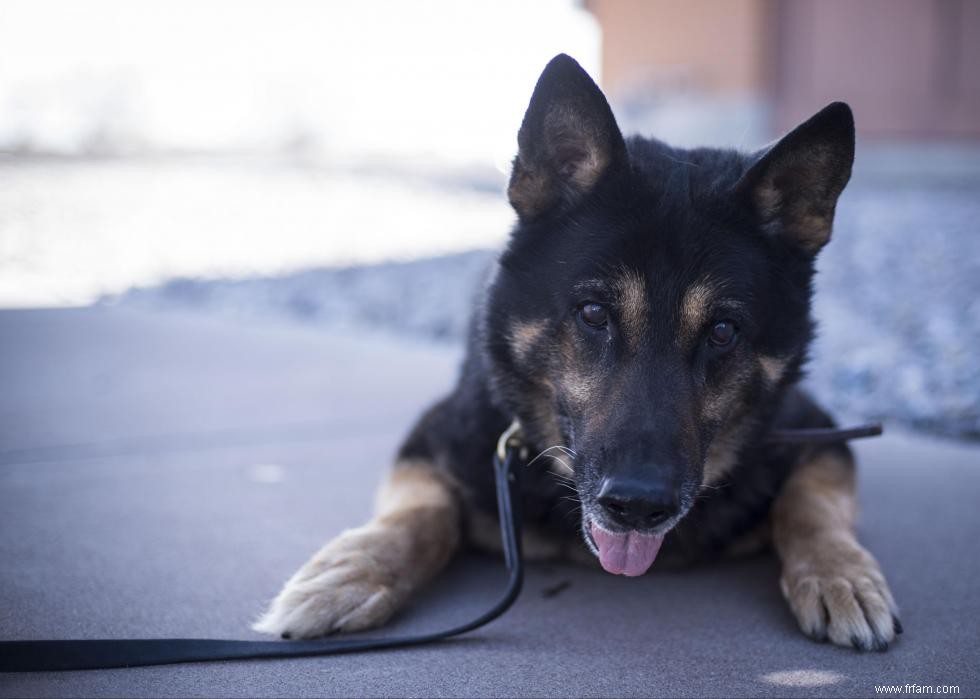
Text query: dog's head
484 55 854 575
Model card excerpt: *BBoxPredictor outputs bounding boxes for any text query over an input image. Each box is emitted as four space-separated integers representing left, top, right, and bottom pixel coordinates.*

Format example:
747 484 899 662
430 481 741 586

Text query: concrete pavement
1 308 978 697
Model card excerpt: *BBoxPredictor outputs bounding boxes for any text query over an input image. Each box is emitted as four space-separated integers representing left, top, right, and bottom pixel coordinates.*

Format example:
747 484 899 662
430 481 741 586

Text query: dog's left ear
737 102 855 254
508 54 626 220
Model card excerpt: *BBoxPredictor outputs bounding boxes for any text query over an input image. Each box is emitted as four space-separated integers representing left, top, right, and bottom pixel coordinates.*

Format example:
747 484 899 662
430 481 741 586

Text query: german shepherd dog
255 55 900 651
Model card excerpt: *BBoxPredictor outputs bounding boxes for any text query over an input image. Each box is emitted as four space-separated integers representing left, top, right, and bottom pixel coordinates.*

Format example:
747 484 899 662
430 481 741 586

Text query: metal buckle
496 419 524 462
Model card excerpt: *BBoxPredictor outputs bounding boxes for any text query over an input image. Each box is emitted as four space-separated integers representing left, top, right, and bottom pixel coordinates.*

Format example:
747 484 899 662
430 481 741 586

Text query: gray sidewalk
1 308 978 698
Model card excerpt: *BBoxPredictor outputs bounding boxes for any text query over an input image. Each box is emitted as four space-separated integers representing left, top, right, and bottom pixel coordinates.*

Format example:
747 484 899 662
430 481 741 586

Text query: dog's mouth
583 517 665 577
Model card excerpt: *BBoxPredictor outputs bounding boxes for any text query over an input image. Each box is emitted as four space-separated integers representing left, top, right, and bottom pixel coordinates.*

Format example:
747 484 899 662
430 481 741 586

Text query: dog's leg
772 446 900 650
253 460 460 639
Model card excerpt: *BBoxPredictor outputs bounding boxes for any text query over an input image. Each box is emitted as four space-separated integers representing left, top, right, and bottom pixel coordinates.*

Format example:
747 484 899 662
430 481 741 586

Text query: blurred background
2 0 979 439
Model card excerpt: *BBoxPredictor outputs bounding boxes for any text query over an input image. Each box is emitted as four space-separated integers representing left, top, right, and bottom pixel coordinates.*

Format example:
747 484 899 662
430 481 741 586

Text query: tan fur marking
613 269 648 350
773 450 899 650
568 142 608 190
774 451 856 536
508 320 546 364
254 461 459 639
679 279 718 345
510 109 610 218
797 213 832 244
562 370 599 407
759 355 789 386
375 460 457 516
701 390 731 425
755 182 833 253
521 373 565 453
702 419 750 485
756 183 781 216
700 358 755 427
556 323 603 428
544 109 610 191
507 162 557 218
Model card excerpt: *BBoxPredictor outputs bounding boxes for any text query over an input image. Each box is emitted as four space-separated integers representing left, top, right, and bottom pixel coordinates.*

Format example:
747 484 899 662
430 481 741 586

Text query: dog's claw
893 616 904 635
808 629 828 643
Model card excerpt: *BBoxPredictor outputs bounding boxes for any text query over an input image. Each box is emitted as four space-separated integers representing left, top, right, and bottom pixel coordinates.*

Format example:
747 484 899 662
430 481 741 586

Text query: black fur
399 54 855 564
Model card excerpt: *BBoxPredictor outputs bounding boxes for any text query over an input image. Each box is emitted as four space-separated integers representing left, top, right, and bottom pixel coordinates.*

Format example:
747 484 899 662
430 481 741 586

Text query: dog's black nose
597 476 679 530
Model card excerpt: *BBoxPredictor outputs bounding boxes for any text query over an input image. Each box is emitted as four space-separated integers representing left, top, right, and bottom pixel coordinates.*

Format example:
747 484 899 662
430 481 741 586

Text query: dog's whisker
527 445 577 471
560 504 583 523
543 454 573 473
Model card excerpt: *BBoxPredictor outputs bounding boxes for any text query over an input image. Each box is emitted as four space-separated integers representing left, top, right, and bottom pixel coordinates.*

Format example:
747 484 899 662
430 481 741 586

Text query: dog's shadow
358 549 792 644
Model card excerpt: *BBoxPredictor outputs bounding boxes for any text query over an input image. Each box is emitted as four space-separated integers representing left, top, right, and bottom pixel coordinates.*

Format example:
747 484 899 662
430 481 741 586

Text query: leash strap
0 447 525 672
0 421 881 672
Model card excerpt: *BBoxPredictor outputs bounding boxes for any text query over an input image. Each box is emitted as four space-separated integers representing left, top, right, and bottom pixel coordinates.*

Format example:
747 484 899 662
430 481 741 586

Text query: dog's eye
707 320 738 349
579 302 609 328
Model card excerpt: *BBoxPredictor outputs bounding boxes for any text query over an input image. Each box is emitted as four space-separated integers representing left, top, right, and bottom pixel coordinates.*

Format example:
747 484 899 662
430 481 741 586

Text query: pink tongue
591 523 664 577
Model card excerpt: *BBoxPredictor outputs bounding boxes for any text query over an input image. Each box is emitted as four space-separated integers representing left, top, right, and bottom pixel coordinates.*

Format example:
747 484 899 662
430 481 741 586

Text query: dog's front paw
781 538 900 651
253 525 404 639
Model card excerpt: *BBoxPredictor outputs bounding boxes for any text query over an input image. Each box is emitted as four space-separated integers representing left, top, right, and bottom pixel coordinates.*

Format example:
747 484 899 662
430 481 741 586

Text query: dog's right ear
508 54 626 220
736 102 855 255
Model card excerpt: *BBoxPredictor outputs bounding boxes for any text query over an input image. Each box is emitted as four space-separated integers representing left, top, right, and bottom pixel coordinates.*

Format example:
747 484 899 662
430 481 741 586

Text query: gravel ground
111 174 980 441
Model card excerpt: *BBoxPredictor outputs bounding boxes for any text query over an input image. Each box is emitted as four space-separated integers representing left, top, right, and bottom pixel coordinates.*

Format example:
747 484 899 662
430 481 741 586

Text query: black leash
0 421 881 673
0 429 526 673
